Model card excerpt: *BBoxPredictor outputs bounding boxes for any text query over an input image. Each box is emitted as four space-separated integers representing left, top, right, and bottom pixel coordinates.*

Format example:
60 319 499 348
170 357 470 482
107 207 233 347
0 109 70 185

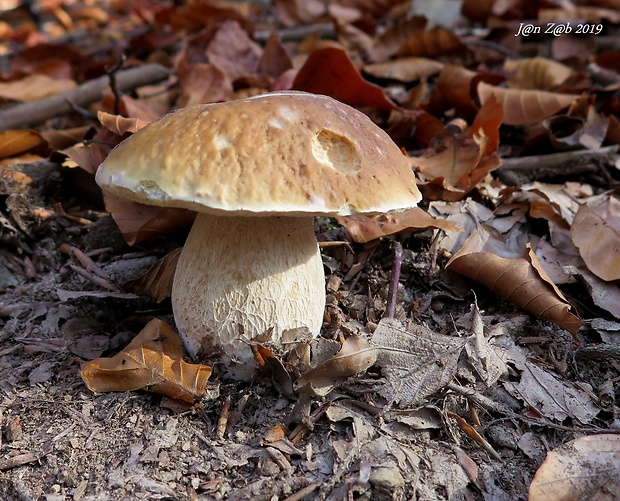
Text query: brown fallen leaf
97 111 150 136
371 317 467 407
0 130 46 159
80 318 212 403
411 98 502 201
362 57 444 82
504 57 573 90
529 434 620 501
292 47 399 111
103 195 195 246
295 335 378 396
0 74 76 102
396 26 465 59
571 193 620 282
477 81 578 126
447 413 501 461
337 207 463 244
125 248 181 302
445 225 582 335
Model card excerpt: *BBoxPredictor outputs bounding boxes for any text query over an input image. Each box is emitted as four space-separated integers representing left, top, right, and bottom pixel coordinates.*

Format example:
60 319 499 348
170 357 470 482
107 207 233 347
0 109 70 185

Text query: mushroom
96 91 421 379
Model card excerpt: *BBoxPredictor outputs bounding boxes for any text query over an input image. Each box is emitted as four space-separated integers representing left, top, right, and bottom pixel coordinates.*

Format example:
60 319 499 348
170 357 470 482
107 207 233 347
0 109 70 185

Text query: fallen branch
0 63 171 130
497 145 619 185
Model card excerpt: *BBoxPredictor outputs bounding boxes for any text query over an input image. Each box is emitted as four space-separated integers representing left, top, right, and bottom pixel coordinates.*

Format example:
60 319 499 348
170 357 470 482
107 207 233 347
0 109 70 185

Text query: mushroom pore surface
171 213 325 379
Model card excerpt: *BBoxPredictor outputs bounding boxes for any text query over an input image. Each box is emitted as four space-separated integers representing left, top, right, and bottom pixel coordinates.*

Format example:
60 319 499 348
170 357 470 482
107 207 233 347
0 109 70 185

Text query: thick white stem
171 213 325 379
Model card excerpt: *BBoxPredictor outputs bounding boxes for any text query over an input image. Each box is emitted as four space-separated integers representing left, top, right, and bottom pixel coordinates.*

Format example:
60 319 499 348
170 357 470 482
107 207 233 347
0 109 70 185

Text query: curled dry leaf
396 27 465 59
363 57 444 82
80 318 212 403
371 317 467 407
529 434 620 501
411 97 502 201
295 335 378 396
337 207 463 244
125 248 181 302
446 225 582 335
477 81 578 126
504 57 573 90
571 193 620 281
97 111 150 135
103 195 195 246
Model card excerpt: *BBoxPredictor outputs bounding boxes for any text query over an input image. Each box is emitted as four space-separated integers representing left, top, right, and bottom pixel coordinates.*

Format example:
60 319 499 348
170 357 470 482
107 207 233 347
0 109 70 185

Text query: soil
0 160 617 501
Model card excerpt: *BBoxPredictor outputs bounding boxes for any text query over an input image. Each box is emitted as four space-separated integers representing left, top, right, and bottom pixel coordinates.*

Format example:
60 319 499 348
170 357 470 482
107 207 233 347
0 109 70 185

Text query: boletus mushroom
96 91 421 379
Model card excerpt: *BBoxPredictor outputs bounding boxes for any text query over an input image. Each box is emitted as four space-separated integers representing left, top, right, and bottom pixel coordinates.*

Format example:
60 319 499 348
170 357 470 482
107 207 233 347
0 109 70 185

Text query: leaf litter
1 1 620 500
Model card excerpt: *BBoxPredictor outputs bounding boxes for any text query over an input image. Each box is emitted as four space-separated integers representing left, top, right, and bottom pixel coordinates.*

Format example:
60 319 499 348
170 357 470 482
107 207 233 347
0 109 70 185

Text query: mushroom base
171 213 326 379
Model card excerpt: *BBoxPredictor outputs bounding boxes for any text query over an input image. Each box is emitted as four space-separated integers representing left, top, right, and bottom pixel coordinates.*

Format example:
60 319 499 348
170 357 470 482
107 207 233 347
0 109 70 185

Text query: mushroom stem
171 213 326 378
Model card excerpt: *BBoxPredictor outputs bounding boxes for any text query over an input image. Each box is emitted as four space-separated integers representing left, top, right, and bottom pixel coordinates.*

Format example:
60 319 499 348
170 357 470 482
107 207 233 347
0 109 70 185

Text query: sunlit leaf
293 47 399 111
446 225 582 335
571 193 620 281
337 207 463 244
80 319 212 403
397 27 465 59
363 57 443 82
504 57 573 90
477 81 578 125
0 130 45 158
529 435 620 501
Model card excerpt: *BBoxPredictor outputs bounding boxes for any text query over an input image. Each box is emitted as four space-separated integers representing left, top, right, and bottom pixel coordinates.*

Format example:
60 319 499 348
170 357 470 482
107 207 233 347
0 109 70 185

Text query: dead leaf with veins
295 335 378 396
571 193 620 282
80 318 212 403
446 225 582 335
529 434 620 501
371 318 466 407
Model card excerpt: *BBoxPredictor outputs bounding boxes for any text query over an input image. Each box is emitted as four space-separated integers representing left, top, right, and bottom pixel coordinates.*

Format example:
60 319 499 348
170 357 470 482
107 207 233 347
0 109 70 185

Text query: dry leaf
571 193 620 281
97 111 150 135
80 318 212 403
477 81 578 126
251 343 297 397
529 434 620 501
460 302 508 387
295 335 378 396
411 103 502 201
504 363 599 424
125 248 181 302
337 207 463 244
293 47 399 111
363 57 444 82
504 57 573 90
396 27 465 59
103 195 195 246
0 74 76 101
446 225 582 335
0 130 45 158
371 318 466 406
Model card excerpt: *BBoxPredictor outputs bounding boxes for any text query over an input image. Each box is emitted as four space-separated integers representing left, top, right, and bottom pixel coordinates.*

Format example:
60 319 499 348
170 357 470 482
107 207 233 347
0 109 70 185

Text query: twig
0 63 171 130
106 54 127 116
386 241 403 319
282 483 320 501
253 22 335 43
0 452 40 471
497 146 619 186
447 382 615 433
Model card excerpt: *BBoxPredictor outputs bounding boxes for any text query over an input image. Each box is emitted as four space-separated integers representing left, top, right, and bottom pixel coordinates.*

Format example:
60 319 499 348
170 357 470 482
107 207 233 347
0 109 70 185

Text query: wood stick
497 145 619 185
0 63 171 130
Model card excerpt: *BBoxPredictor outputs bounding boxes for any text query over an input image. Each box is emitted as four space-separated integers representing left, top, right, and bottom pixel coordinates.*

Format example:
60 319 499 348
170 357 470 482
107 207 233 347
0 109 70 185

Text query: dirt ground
1 160 617 501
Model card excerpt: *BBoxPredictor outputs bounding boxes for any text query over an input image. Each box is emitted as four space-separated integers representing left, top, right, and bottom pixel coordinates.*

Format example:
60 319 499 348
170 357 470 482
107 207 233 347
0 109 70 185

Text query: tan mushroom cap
95 91 421 216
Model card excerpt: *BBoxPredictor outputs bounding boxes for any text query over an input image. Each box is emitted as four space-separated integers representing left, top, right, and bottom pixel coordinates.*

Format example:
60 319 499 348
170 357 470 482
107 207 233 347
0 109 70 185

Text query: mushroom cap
95 91 421 216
